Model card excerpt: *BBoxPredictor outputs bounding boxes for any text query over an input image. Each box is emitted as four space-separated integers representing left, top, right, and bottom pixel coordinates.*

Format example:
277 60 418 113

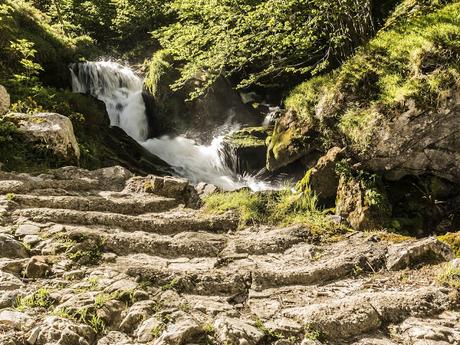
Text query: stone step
282 287 455 341
7 193 179 215
113 254 251 297
13 208 238 235
65 227 227 258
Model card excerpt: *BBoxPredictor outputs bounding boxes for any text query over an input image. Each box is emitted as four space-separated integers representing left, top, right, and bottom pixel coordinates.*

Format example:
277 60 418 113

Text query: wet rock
0 234 28 259
6 112 80 164
0 85 10 116
386 237 454 271
213 317 264 345
266 110 320 171
221 127 270 175
24 257 51 278
195 182 220 198
144 53 258 141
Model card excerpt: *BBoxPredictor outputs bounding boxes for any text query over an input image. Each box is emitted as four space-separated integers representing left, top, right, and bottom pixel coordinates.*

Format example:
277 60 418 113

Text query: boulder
299 147 345 205
24 257 51 278
124 175 200 208
0 85 10 115
386 237 454 271
213 317 265 345
335 175 391 231
365 93 460 184
221 127 270 175
0 234 28 259
154 314 203 345
266 110 320 172
31 316 96 345
6 112 80 164
0 310 34 331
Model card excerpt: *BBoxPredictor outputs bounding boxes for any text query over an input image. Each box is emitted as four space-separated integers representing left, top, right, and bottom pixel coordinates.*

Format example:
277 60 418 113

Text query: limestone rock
365 94 460 184
386 237 454 271
154 314 203 345
0 271 23 291
335 175 391 230
0 310 34 331
24 257 51 278
98 331 136 345
15 224 41 237
136 317 163 343
120 301 155 334
0 234 28 259
213 317 264 345
32 316 96 345
0 85 10 116
124 175 200 208
6 112 80 164
308 147 345 205
267 110 320 172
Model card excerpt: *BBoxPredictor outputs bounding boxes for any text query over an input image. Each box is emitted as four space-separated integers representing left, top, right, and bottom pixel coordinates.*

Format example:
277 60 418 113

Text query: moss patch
204 187 350 241
438 233 460 258
285 0 460 152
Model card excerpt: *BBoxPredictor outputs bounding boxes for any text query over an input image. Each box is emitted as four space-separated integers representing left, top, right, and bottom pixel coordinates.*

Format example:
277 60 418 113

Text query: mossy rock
222 127 271 175
336 171 392 231
266 110 320 172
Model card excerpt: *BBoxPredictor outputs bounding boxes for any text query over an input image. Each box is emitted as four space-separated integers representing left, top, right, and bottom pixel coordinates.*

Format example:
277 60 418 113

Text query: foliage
437 262 460 289
285 0 460 151
438 233 460 258
29 0 171 54
154 0 374 98
204 183 349 239
16 288 54 310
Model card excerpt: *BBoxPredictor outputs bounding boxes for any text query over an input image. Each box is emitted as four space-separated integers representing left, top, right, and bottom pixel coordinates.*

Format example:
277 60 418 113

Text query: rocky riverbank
0 166 458 345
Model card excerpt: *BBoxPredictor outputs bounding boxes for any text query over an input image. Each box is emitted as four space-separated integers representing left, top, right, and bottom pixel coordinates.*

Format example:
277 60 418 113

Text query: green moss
204 186 349 240
226 127 270 148
144 50 176 101
284 74 331 123
437 262 460 289
438 233 460 258
285 0 460 152
16 288 54 311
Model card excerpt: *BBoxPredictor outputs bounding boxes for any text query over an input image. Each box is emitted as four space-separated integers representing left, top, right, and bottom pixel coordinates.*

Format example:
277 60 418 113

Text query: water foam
70 60 273 191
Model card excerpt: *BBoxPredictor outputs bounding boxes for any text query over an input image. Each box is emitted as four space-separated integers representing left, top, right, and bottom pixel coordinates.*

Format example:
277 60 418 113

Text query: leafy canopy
155 0 374 98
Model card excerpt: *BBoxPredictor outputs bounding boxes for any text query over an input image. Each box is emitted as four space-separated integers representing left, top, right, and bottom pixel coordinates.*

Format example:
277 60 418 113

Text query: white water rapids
70 61 272 191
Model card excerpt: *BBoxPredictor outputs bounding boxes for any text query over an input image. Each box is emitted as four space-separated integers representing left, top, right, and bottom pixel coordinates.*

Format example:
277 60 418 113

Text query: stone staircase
0 166 458 345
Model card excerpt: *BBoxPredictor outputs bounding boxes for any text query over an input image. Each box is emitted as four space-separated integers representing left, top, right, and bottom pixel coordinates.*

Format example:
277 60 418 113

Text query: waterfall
70 61 149 141
70 60 272 191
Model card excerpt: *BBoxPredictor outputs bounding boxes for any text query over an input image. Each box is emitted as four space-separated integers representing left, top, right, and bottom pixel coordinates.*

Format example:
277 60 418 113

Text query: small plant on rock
437 263 460 289
16 288 54 311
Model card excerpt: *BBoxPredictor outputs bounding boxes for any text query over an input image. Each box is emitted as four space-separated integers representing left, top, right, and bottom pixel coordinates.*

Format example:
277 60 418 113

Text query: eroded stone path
0 166 458 345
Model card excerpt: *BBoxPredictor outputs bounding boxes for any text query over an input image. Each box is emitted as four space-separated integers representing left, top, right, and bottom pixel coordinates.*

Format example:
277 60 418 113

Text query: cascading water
70 60 272 191
70 61 149 142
